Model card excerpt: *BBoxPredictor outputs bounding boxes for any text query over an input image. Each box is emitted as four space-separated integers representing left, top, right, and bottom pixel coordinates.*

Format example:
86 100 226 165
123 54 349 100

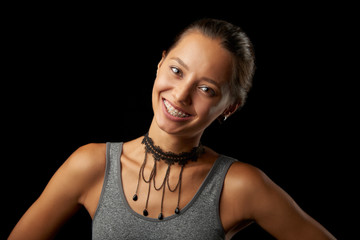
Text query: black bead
175 207 180 214
158 213 164 220
132 194 138 201
143 209 148 216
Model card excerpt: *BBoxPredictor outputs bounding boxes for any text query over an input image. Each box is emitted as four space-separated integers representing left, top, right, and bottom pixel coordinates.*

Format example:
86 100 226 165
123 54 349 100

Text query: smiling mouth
163 99 191 118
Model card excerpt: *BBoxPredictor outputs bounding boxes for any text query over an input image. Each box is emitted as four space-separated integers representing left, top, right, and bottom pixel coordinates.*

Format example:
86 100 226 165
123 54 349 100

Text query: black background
2 2 356 239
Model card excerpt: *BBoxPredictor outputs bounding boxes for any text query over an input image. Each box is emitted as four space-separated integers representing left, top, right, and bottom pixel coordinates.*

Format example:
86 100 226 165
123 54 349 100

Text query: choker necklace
133 132 204 220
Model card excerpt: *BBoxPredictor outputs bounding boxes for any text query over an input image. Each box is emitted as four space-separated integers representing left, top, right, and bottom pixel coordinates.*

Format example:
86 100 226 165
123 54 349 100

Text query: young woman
9 18 336 240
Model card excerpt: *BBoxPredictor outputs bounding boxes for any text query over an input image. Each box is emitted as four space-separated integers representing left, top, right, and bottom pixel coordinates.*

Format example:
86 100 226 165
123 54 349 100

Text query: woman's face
152 32 234 138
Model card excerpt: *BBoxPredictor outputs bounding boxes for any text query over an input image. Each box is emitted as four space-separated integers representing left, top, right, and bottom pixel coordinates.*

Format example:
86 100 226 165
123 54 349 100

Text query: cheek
153 72 171 95
152 77 163 101
194 92 231 122
194 97 225 121
152 74 173 112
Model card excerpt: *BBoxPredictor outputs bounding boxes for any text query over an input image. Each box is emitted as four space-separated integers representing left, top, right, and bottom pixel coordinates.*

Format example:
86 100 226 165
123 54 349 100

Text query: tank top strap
201 154 237 197
92 142 123 222
184 154 237 226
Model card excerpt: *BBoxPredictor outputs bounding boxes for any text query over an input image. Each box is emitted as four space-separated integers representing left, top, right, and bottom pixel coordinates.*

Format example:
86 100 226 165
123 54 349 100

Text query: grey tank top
92 142 237 240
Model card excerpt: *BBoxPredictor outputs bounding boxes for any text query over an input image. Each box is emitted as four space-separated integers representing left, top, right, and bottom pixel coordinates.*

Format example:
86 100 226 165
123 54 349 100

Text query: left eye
199 86 215 96
200 86 209 92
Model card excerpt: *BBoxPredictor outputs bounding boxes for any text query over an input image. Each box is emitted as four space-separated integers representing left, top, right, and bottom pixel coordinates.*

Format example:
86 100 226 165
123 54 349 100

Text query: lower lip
161 99 194 122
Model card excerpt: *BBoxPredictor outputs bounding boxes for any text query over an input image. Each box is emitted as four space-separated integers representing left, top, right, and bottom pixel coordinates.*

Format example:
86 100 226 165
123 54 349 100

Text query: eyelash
170 66 216 97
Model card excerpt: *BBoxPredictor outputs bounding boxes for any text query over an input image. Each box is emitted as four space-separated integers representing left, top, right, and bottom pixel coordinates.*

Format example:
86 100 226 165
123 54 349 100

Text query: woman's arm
8 143 106 240
224 162 336 240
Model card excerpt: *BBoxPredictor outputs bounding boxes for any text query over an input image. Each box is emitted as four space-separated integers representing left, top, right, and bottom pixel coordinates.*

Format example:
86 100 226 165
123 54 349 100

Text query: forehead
167 32 233 85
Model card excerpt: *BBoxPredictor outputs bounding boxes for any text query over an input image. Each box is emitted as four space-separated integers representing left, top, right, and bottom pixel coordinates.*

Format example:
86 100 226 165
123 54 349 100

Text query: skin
8 32 336 240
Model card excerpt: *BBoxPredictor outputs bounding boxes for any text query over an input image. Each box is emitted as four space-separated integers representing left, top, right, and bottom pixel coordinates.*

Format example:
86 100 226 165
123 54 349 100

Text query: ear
225 102 241 116
219 102 242 122
157 50 167 70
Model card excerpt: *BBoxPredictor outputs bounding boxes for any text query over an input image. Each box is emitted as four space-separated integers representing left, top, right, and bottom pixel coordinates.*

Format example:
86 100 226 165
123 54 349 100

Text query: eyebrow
202 77 221 89
170 57 221 89
170 57 189 71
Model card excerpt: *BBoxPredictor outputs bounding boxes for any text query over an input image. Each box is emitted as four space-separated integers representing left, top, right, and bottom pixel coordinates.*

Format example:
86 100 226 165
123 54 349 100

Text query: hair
166 18 255 108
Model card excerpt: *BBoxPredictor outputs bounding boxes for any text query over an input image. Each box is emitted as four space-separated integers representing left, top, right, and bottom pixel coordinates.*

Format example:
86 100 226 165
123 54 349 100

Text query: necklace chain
132 132 204 220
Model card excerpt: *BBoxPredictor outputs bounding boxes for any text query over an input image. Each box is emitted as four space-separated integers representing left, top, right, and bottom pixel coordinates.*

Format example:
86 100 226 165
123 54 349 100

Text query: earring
217 114 229 124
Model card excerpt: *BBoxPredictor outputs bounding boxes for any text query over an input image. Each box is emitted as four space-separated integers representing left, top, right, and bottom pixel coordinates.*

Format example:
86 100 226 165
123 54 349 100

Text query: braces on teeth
164 100 190 118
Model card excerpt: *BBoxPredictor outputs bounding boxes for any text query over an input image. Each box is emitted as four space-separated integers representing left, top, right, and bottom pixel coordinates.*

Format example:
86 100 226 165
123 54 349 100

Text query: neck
148 118 202 154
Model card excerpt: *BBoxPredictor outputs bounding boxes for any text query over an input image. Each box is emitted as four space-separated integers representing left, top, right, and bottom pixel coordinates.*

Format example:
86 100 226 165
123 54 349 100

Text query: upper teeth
164 100 190 118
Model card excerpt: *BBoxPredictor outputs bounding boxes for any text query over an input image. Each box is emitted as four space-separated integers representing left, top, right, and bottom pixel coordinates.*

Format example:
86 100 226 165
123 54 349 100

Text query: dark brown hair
166 18 255 108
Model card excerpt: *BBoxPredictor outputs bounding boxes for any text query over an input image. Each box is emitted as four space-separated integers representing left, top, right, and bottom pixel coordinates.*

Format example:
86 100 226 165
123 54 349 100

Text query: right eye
170 66 183 77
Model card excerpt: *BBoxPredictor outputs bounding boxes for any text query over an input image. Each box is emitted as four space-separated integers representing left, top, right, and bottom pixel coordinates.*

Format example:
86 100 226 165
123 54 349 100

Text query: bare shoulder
224 161 271 194
65 143 107 176
221 161 276 222
59 143 107 198
61 143 107 208
219 160 271 233
223 161 288 215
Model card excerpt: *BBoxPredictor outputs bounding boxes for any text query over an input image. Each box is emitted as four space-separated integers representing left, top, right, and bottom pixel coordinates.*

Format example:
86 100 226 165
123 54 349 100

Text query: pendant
132 194 138 201
158 212 164 220
175 207 180 214
143 209 148 216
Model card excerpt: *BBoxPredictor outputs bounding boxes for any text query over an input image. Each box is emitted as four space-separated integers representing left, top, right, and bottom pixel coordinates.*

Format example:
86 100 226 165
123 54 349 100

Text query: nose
172 80 193 106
